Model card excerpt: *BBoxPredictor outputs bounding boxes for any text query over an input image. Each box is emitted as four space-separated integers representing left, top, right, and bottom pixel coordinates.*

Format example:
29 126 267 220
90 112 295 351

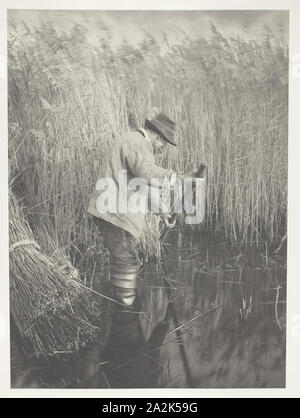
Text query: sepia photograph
7 8 289 389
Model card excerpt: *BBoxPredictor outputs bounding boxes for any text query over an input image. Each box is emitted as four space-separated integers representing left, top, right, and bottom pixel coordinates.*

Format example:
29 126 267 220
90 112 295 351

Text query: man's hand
180 164 207 183
177 164 207 194
192 164 207 178
161 213 177 229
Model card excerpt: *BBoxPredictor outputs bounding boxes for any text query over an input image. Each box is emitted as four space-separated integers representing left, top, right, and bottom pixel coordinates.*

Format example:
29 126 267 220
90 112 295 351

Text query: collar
139 128 153 152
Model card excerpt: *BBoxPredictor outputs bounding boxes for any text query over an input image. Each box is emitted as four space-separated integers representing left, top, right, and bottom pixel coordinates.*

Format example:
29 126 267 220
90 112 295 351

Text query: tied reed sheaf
7 19 288 353
9 189 103 356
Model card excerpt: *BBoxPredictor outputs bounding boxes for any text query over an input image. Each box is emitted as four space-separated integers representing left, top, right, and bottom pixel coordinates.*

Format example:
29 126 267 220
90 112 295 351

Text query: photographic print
8 9 288 389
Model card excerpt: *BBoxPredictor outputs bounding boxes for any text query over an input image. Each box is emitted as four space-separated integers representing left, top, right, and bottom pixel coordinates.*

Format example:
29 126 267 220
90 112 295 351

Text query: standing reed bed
8 19 288 265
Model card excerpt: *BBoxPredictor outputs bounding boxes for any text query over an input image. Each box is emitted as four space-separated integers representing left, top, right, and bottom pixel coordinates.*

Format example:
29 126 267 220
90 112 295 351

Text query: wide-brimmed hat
145 113 177 146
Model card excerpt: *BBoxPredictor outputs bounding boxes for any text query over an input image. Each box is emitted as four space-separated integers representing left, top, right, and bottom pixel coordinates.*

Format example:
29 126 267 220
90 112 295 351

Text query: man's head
145 130 168 153
144 113 177 151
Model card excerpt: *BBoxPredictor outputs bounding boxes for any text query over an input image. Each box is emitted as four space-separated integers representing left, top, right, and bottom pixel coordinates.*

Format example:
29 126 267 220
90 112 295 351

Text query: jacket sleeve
126 148 175 185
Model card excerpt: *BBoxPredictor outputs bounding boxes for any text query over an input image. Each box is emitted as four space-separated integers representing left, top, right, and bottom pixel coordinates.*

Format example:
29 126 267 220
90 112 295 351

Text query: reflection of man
87 113 179 306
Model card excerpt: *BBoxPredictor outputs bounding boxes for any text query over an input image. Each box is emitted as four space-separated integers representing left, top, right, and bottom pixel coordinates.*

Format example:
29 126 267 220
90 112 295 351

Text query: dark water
78 228 286 389
11 228 286 388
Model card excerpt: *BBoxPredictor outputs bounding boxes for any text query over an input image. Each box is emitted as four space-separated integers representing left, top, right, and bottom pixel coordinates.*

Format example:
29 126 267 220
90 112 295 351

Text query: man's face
152 134 167 154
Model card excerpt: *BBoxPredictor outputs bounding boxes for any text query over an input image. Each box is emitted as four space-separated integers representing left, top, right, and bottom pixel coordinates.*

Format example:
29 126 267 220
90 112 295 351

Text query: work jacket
87 130 175 238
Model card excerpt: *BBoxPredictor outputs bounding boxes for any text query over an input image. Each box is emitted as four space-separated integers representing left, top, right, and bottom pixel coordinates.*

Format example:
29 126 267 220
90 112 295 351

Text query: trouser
94 217 142 306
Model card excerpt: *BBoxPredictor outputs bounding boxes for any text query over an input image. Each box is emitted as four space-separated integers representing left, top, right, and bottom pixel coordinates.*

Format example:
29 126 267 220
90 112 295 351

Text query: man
87 113 180 307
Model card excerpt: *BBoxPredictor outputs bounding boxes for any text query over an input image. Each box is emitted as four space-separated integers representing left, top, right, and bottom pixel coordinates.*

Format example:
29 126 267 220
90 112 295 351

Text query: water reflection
90 228 286 388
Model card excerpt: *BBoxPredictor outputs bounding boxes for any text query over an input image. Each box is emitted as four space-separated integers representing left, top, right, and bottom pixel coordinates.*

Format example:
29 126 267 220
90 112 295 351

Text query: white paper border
1 0 299 398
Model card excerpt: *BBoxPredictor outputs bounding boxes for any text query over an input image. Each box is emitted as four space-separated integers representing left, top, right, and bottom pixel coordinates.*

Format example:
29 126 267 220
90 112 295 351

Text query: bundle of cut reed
137 214 161 262
9 190 103 357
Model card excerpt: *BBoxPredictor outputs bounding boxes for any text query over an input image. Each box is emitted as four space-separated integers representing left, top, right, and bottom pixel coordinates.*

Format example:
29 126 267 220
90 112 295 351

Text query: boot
101 288 145 362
